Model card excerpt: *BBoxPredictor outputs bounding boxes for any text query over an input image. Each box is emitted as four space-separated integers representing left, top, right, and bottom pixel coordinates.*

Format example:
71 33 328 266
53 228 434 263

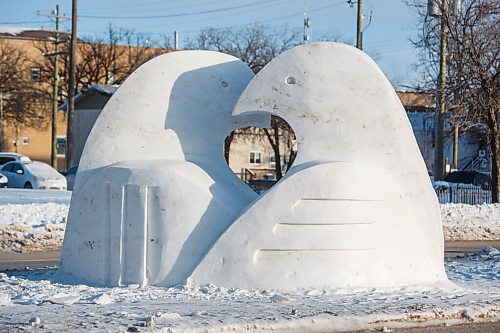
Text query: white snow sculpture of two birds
60 42 449 290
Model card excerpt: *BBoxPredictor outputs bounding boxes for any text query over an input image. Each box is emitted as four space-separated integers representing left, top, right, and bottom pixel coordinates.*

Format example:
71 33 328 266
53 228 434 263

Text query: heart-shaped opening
224 115 296 194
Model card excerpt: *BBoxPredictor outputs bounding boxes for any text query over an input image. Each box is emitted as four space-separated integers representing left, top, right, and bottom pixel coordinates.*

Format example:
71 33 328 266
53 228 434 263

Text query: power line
79 0 284 20
130 1 345 34
79 0 187 12
0 20 49 25
132 0 292 31
79 0 242 15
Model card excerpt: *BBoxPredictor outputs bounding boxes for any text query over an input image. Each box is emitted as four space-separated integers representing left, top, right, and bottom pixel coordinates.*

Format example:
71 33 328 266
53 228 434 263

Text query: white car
0 172 7 188
0 160 67 190
0 152 31 166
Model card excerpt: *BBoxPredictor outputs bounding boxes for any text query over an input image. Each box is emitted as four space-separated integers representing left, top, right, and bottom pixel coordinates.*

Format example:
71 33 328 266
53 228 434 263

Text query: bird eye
286 76 296 85
221 80 228 88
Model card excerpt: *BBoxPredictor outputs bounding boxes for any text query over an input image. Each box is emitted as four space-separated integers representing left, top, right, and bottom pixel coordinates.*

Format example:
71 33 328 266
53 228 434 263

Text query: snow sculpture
60 43 448 291
58 51 269 286
190 42 448 289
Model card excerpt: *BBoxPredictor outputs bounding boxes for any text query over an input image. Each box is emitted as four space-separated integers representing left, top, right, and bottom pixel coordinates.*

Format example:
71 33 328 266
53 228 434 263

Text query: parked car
63 165 78 190
0 152 31 166
0 172 7 188
0 160 67 190
444 171 491 189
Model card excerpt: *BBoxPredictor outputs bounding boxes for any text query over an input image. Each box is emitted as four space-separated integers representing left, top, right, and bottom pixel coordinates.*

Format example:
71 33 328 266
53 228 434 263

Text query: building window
31 67 41 82
56 136 67 156
22 137 29 145
107 71 115 84
249 151 262 164
269 153 276 166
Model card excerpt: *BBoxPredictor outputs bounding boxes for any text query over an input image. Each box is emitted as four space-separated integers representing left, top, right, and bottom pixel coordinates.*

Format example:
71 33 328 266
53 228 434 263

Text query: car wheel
24 182 33 189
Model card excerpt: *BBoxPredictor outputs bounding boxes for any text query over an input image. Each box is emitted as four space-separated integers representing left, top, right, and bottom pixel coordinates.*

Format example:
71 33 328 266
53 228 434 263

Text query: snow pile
0 189 71 205
0 189 498 253
0 189 70 252
0 203 68 252
441 203 500 240
0 250 498 332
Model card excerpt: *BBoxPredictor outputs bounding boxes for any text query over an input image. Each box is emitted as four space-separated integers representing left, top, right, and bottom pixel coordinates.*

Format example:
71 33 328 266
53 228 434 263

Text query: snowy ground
0 247 498 332
0 189 498 252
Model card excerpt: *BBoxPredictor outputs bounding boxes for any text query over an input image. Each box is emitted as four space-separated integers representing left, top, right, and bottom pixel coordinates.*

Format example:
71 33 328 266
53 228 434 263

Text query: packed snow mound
441 203 500 240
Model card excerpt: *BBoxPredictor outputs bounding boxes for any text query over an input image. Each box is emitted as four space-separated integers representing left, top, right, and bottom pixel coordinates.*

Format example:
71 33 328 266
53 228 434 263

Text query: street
1 240 499 271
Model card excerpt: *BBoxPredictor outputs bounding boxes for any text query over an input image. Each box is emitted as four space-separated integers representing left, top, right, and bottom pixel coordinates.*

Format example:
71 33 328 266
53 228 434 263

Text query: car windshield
25 162 61 178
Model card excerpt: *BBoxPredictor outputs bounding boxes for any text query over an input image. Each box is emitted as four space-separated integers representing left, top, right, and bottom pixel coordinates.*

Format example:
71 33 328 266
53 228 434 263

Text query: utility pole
436 2 447 179
66 0 78 170
38 5 67 169
428 0 448 180
348 0 368 50
52 7 60 169
356 0 363 50
0 92 3 151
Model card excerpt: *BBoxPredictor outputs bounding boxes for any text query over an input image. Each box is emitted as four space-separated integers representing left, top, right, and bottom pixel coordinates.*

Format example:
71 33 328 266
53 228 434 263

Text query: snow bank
441 203 500 240
0 189 71 205
0 249 498 332
0 203 68 252
0 189 70 252
0 189 498 253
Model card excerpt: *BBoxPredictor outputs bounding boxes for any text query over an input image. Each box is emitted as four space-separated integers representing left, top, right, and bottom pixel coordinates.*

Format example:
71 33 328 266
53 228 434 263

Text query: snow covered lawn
1 189 498 252
0 247 498 332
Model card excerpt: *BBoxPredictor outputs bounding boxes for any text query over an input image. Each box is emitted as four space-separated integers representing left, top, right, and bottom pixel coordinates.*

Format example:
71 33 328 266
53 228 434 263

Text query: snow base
0 249 498 332
0 199 499 253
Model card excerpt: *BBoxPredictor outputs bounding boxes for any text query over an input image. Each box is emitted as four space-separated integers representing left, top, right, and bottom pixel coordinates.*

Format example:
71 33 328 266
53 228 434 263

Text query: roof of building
397 91 435 110
0 26 70 41
59 84 119 110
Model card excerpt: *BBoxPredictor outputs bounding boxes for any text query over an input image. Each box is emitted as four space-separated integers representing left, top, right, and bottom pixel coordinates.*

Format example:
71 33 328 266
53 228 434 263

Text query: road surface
1 240 498 271
0 250 60 270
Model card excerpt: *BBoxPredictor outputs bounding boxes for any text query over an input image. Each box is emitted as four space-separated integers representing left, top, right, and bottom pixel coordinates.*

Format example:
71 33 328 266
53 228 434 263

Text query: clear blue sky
1 0 423 88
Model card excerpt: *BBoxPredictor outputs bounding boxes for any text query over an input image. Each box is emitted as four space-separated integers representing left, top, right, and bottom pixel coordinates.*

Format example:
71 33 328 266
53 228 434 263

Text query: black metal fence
435 184 492 204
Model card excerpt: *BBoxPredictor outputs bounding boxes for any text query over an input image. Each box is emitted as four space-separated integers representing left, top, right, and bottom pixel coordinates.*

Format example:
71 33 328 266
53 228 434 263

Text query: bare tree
187 24 301 177
0 41 49 150
76 25 164 87
33 25 167 100
409 0 499 202
186 24 301 73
